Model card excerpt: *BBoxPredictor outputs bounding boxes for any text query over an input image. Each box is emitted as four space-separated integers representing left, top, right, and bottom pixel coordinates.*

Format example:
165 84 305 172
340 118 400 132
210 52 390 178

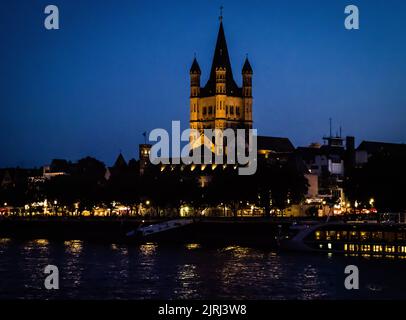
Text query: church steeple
202 19 240 97
211 22 232 76
189 11 253 147
114 153 127 168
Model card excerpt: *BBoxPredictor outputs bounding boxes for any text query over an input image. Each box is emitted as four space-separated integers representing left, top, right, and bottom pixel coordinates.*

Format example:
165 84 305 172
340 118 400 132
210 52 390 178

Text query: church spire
211 20 232 74
202 15 239 96
219 5 223 22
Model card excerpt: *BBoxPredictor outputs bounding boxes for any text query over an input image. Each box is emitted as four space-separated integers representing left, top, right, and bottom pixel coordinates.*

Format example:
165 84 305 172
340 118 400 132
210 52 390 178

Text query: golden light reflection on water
177 264 197 280
186 243 201 250
174 263 201 299
0 238 11 244
23 240 49 252
220 246 250 258
218 246 256 288
294 264 327 300
64 240 83 254
5 240 406 299
139 243 157 256
34 239 49 246
63 240 84 288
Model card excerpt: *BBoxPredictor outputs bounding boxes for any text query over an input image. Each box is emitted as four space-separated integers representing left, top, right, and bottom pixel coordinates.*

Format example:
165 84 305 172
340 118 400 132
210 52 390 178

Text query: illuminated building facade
189 16 253 152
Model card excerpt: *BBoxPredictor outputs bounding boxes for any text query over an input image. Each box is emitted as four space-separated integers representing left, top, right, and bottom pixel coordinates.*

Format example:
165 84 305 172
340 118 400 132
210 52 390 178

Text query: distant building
355 140 406 167
257 136 295 162
0 168 42 191
139 15 297 186
43 159 70 179
106 153 139 181
297 135 355 201
139 144 152 176
0 170 14 189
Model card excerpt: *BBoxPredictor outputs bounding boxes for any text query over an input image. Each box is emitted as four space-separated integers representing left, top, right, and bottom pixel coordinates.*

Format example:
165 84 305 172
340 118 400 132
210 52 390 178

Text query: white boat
126 219 194 238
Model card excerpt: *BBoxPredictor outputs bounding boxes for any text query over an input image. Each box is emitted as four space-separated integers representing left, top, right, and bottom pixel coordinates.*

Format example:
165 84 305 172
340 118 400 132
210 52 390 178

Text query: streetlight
53 200 58 216
369 198 375 207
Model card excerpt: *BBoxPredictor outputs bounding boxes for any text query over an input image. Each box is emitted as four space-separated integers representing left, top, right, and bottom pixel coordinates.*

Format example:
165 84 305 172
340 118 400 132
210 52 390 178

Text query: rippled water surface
0 239 405 299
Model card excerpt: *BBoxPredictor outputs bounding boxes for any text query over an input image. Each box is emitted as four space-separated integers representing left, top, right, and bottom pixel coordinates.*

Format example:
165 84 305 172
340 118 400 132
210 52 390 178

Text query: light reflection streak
185 243 201 250
174 264 200 299
64 240 84 289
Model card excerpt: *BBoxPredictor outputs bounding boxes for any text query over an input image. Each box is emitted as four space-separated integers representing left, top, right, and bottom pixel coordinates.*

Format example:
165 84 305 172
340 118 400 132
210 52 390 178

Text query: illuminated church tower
189 13 253 150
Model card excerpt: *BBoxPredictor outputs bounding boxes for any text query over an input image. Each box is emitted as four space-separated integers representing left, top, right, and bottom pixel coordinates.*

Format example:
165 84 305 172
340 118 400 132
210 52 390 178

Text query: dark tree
345 152 406 212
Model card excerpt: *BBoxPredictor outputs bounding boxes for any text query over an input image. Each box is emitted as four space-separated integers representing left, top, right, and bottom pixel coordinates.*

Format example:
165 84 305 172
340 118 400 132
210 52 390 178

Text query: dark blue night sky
1 0 406 167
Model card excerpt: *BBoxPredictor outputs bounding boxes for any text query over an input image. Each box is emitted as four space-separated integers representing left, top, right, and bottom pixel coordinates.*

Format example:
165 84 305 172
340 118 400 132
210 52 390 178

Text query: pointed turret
242 57 253 74
190 57 201 97
242 57 253 98
190 57 201 74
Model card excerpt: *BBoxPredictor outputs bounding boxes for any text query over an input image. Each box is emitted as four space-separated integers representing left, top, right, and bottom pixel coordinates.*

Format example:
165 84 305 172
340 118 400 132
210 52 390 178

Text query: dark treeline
345 152 406 212
0 155 309 216
2 150 405 216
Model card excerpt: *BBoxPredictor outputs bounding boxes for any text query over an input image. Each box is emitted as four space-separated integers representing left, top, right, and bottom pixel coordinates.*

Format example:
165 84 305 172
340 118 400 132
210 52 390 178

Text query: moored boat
280 220 406 256
126 219 194 239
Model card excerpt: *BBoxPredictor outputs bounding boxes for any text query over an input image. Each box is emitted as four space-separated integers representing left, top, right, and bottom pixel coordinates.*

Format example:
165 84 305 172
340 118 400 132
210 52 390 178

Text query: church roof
357 141 406 155
114 153 127 168
257 136 295 153
201 21 241 97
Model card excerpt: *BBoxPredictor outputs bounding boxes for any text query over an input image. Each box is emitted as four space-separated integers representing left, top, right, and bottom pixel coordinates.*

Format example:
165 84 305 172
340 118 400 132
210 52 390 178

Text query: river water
0 238 405 299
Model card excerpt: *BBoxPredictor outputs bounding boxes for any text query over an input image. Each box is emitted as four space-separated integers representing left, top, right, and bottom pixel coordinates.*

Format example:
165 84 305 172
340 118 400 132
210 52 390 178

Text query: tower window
230 106 234 115
236 107 240 116
203 107 207 115
208 106 213 115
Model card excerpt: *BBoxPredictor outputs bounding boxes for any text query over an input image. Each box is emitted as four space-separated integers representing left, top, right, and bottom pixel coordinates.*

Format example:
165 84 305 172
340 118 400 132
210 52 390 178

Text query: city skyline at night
1 0 406 168
3 1 406 307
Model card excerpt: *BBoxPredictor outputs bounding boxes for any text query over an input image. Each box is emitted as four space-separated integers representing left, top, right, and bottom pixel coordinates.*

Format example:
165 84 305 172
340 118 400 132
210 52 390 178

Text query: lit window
360 231 369 241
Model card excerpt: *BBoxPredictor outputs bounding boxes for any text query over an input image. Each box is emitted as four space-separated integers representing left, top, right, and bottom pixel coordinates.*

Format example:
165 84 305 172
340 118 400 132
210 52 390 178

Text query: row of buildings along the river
1 17 406 217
